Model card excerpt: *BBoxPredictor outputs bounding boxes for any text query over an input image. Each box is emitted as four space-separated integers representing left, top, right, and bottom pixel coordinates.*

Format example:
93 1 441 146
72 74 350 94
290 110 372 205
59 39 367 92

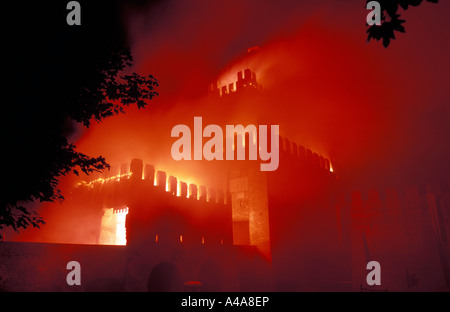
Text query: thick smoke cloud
120 0 450 187
11 0 450 243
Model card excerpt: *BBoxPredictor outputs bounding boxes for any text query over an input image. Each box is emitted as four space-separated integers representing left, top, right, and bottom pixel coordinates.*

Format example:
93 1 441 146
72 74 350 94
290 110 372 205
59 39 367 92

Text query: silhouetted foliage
366 0 438 47
1 1 158 238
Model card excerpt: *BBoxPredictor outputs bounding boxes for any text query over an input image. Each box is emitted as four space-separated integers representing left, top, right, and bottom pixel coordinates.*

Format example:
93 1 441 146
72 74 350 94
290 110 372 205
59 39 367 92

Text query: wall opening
233 220 251 245
147 262 184 292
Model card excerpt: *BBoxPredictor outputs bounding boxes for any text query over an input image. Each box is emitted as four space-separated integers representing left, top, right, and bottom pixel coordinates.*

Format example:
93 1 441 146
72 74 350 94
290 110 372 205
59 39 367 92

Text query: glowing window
115 208 128 246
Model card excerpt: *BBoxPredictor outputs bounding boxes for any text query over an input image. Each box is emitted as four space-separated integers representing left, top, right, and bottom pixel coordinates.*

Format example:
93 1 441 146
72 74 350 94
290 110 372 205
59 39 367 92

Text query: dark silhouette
147 262 184 292
366 0 439 47
2 1 158 238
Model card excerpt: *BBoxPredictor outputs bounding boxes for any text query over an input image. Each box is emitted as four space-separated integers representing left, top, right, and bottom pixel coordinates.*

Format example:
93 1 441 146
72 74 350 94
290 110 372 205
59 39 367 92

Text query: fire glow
99 207 128 246
77 172 133 188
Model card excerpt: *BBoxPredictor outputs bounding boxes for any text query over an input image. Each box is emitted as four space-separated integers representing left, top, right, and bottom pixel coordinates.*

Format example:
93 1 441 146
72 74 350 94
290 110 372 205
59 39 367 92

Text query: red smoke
10 0 450 244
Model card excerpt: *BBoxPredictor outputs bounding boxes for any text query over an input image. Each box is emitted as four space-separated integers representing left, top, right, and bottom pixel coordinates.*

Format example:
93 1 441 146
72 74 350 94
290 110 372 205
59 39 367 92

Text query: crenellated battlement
337 180 450 216
80 160 229 206
211 68 263 97
278 135 334 174
113 207 129 215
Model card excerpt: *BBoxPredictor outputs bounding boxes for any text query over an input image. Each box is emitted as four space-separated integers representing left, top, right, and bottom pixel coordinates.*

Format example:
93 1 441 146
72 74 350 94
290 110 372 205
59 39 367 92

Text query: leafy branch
366 0 439 47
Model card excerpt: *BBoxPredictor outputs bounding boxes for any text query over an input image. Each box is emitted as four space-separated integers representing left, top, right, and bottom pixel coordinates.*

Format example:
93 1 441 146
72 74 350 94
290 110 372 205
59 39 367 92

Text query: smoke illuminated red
5 0 450 292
